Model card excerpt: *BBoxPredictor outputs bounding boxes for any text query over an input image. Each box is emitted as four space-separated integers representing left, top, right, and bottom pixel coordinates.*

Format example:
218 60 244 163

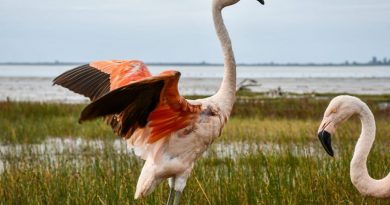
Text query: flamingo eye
330 108 337 114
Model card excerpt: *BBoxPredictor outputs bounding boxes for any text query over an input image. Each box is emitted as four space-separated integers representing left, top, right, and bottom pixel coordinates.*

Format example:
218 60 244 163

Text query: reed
0 95 389 204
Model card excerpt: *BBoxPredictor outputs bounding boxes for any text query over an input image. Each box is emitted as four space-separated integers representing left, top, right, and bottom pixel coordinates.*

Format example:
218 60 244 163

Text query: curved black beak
257 0 265 5
317 130 334 157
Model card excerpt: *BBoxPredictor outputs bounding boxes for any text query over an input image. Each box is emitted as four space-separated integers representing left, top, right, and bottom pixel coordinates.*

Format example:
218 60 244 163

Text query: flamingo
317 95 390 198
53 0 264 204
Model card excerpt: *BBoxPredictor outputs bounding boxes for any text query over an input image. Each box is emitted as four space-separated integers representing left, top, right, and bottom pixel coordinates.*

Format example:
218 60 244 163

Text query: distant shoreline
1 62 390 67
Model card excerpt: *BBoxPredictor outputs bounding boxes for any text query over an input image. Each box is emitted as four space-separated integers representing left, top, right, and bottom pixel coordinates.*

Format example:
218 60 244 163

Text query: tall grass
0 95 390 204
0 95 388 144
0 102 112 143
1 141 390 204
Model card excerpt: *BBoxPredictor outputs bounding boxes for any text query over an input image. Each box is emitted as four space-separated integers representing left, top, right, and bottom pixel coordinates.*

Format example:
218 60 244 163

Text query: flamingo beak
257 0 265 5
317 130 334 157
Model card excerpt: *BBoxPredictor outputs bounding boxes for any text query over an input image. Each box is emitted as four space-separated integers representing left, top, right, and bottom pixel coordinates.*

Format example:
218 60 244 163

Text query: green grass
0 102 112 143
0 94 390 204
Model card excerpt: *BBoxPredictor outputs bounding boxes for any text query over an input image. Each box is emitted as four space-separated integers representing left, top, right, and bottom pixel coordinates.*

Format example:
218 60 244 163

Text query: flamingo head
317 95 363 157
214 0 264 8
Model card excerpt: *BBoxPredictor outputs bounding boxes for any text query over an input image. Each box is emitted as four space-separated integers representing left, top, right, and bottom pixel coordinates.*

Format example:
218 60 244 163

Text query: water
0 65 389 102
1 65 389 78
0 138 318 174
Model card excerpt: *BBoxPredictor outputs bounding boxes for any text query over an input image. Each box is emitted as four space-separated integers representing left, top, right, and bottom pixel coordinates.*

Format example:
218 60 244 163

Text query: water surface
0 65 389 102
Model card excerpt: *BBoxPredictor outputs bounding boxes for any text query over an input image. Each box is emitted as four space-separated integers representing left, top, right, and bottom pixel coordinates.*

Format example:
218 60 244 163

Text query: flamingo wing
79 71 202 144
53 60 152 100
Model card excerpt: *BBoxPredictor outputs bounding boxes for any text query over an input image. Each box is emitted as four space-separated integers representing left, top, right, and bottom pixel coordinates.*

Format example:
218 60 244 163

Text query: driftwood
236 79 261 91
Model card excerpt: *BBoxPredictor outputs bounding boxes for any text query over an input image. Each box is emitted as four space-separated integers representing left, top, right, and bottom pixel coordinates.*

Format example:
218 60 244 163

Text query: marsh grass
1 95 388 144
0 102 112 143
1 141 390 204
0 95 390 204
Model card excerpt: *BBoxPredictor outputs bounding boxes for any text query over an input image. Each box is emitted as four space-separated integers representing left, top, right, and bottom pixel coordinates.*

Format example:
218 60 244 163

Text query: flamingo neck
350 102 390 198
211 3 236 116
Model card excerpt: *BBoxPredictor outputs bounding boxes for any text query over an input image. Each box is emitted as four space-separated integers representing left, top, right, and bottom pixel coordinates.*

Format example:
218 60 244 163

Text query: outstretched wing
79 70 202 144
53 60 152 100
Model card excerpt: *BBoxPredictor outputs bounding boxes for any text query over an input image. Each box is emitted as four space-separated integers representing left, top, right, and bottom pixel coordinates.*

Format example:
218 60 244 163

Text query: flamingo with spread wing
54 0 264 204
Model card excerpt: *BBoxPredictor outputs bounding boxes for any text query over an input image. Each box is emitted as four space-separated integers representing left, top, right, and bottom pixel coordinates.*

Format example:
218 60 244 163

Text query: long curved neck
211 2 236 117
350 102 390 198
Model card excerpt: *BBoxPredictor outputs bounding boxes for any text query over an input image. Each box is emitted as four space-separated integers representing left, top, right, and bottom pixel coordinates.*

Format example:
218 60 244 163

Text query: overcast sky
1 0 389 63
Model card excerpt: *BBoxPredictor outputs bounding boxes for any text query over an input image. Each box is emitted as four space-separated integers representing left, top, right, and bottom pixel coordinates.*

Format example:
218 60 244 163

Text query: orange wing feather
90 60 152 90
53 60 152 100
147 71 201 143
68 67 201 143
55 61 201 145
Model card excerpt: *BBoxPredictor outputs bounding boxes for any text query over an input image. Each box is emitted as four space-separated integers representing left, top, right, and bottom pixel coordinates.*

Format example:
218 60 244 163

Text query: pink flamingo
318 95 390 198
54 0 264 204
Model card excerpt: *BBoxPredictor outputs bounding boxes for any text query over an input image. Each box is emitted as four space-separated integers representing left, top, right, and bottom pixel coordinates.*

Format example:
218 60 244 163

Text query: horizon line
1 61 390 67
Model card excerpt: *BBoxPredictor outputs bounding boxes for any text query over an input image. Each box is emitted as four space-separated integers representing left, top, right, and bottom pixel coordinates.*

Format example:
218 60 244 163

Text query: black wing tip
80 78 165 137
51 64 110 100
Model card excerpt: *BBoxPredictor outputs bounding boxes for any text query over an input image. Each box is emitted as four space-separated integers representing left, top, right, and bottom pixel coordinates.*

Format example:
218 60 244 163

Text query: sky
0 0 389 64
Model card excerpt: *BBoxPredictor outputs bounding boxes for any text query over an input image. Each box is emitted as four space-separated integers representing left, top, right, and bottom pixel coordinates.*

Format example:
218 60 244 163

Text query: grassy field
0 93 390 204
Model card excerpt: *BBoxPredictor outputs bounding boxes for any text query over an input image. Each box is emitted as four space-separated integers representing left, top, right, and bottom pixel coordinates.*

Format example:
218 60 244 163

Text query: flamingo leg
166 187 175 205
166 177 176 205
168 165 192 205
173 191 182 205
